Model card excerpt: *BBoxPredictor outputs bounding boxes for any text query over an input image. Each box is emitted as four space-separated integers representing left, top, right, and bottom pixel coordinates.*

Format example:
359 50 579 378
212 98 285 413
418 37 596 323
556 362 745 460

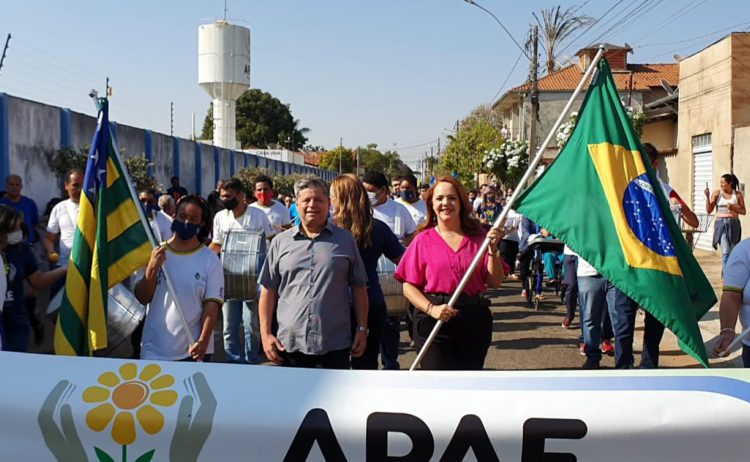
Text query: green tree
440 105 504 188
533 5 593 74
236 167 318 197
201 89 309 150
320 146 354 174
123 155 157 192
355 144 404 178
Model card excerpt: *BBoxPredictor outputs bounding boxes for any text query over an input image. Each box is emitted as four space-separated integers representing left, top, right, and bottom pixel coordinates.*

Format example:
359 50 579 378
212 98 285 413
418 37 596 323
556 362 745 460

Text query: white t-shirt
724 239 750 346
150 211 173 242
212 206 273 246
46 199 80 266
373 199 417 240
473 197 483 212
140 245 224 360
575 254 600 277
502 209 522 243
396 198 427 227
250 200 291 237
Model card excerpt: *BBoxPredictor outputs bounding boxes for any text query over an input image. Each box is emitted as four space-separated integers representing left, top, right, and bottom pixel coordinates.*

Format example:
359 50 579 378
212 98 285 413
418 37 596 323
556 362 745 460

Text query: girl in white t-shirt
136 195 223 362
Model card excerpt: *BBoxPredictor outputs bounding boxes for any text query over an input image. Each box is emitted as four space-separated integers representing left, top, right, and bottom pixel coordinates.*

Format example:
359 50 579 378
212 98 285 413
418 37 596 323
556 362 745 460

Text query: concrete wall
734 126 750 234
0 94 335 209
674 34 734 210
731 34 750 131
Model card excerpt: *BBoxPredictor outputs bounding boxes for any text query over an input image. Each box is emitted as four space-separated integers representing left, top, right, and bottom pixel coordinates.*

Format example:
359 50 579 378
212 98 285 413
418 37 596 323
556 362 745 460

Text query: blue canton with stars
82 109 110 204
622 173 676 257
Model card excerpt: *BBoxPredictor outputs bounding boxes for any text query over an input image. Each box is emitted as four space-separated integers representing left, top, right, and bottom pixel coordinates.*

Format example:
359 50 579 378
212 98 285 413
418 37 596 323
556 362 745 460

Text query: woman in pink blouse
394 176 506 369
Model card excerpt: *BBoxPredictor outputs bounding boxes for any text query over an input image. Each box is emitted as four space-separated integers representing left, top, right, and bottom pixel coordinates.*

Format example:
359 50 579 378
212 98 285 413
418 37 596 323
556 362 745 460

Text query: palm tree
533 5 593 74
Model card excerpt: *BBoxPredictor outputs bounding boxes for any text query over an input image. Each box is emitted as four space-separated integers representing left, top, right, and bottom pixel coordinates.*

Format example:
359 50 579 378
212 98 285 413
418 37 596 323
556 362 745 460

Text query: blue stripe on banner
230 151 235 176
144 130 153 177
0 94 9 185
254 154 259 168
243 152 248 168
173 137 180 179
60 108 72 148
214 147 220 185
194 142 202 196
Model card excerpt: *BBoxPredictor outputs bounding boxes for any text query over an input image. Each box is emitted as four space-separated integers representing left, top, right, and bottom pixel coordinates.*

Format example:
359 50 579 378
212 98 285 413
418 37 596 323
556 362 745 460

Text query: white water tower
198 20 251 149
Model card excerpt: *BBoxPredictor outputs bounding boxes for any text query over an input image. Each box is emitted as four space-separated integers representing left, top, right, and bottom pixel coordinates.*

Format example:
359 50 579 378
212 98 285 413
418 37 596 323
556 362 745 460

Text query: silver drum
222 230 267 301
377 255 409 317
106 283 146 349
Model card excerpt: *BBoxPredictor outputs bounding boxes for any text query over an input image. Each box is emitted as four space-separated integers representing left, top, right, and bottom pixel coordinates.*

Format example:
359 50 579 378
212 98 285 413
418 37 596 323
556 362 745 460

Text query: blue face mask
171 220 200 241
400 190 417 203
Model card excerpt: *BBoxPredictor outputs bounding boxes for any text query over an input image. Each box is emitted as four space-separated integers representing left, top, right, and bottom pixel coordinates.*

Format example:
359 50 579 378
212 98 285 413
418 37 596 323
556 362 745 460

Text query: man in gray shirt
259 178 369 368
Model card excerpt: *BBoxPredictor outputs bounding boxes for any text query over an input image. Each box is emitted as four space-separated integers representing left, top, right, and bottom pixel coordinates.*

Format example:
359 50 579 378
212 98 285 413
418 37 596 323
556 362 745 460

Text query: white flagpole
108 120 197 347
719 329 749 358
409 46 607 371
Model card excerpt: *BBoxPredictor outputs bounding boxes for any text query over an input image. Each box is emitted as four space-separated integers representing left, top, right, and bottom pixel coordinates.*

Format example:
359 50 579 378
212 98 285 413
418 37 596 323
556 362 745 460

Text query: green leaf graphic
134 449 156 462
94 447 116 462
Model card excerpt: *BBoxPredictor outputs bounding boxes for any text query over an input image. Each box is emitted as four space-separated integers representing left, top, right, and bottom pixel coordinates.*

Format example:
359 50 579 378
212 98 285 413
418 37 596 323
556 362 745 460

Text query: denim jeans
720 233 737 275
742 344 750 368
640 311 665 368
222 299 260 364
578 276 637 367
563 255 579 322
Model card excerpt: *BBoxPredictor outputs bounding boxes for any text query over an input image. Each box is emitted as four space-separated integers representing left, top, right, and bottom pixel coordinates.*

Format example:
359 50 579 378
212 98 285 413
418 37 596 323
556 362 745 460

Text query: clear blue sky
0 0 747 170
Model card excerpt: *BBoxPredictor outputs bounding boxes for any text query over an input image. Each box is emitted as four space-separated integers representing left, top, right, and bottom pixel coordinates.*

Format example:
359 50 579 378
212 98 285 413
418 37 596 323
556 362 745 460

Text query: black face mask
221 197 239 210
400 190 417 203
171 220 200 241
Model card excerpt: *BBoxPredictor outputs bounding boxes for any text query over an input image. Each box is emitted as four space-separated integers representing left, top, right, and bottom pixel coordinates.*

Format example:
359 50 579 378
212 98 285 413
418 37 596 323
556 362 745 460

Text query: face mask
400 190 416 203
171 220 200 241
6 230 23 245
256 191 272 204
486 195 495 203
221 197 239 210
367 191 379 206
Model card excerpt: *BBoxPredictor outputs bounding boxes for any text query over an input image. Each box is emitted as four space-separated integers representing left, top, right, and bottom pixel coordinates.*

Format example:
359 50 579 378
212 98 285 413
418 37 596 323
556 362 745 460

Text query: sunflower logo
83 363 178 446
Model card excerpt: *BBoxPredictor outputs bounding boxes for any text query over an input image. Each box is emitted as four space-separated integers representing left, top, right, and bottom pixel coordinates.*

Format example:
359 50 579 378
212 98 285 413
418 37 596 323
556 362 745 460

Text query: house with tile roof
492 43 679 161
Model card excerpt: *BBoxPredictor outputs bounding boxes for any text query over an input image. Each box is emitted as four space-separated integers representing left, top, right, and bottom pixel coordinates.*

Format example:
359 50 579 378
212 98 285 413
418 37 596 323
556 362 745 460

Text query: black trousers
413 294 493 370
351 301 387 370
499 240 519 273
280 348 351 369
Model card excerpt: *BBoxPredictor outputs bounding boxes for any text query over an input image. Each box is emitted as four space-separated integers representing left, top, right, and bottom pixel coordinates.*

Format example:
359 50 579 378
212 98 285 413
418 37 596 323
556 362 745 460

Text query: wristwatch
356 325 369 336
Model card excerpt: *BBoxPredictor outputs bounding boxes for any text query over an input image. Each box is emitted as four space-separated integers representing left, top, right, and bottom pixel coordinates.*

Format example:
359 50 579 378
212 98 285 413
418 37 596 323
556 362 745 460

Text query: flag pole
409 46 607 371
106 108 197 347
719 328 750 358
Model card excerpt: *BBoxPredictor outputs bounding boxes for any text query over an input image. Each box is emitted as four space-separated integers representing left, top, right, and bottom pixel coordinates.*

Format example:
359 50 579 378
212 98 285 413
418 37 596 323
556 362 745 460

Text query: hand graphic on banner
38 380 88 462
170 372 217 462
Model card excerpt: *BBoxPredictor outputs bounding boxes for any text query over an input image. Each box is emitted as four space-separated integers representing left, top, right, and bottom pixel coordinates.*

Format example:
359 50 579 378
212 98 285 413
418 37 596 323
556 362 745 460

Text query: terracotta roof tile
508 63 678 93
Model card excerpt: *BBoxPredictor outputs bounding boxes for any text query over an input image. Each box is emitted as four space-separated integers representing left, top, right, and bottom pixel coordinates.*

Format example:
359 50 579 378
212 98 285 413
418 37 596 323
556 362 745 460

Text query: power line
631 0 707 43
465 0 532 61
490 51 524 105
557 0 626 57
634 21 750 49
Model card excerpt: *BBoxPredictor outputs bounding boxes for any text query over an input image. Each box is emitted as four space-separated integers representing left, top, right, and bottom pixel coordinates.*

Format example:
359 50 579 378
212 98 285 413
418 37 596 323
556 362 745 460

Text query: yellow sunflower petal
136 404 164 435
150 390 178 407
112 411 136 446
86 403 115 432
150 374 175 390
82 386 110 403
97 371 120 388
119 363 138 381
139 364 161 382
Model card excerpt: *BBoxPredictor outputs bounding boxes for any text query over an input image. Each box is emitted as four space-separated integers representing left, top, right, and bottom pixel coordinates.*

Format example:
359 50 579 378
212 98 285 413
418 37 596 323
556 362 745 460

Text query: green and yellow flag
54 100 152 356
515 59 717 366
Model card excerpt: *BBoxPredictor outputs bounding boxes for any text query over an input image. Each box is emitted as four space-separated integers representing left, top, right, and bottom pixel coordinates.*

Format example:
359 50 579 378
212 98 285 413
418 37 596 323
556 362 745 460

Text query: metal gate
692 134 713 250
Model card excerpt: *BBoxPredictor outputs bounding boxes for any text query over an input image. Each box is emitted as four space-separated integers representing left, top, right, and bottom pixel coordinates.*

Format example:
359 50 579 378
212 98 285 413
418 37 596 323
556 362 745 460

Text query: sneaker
579 343 586 356
582 359 600 370
601 338 614 355
561 316 573 328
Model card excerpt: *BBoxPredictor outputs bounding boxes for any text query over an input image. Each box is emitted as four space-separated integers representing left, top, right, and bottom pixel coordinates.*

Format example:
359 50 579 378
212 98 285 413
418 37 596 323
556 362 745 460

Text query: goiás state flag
54 99 152 356
515 58 716 366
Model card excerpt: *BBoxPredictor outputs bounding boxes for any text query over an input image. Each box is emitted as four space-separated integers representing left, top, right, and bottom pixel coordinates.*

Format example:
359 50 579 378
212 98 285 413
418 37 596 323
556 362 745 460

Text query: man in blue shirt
0 175 39 243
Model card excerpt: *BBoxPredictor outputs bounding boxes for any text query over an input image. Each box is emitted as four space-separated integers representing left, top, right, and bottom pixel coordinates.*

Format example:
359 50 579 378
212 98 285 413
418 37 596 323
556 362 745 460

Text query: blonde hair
331 174 373 248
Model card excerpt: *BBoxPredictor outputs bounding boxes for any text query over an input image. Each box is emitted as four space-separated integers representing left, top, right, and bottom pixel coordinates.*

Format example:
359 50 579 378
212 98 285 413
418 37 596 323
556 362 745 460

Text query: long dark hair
419 176 481 236
722 173 740 191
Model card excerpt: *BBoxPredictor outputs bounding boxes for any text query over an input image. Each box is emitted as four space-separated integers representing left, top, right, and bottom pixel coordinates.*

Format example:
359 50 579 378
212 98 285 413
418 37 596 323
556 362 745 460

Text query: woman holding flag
136 195 223 362
394 176 506 370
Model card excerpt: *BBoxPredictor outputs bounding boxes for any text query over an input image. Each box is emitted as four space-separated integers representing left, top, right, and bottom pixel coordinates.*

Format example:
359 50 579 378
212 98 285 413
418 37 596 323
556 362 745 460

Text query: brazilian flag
54 100 152 356
515 59 716 366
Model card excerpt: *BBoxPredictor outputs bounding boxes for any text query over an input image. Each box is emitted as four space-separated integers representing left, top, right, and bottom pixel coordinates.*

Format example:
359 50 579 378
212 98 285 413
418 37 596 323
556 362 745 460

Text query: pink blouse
394 227 492 296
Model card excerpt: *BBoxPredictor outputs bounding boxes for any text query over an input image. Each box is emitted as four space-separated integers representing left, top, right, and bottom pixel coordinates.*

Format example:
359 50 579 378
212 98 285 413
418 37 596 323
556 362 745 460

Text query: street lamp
463 0 531 61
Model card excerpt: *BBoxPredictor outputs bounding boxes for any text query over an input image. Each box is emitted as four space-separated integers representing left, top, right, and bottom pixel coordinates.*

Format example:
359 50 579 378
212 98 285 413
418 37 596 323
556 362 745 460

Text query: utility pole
339 137 343 173
528 25 539 168
170 102 174 136
0 34 11 78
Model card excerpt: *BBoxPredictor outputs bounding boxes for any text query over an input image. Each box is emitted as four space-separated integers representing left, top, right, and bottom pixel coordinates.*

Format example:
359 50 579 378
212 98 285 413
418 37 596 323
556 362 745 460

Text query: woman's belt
425 292 490 309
